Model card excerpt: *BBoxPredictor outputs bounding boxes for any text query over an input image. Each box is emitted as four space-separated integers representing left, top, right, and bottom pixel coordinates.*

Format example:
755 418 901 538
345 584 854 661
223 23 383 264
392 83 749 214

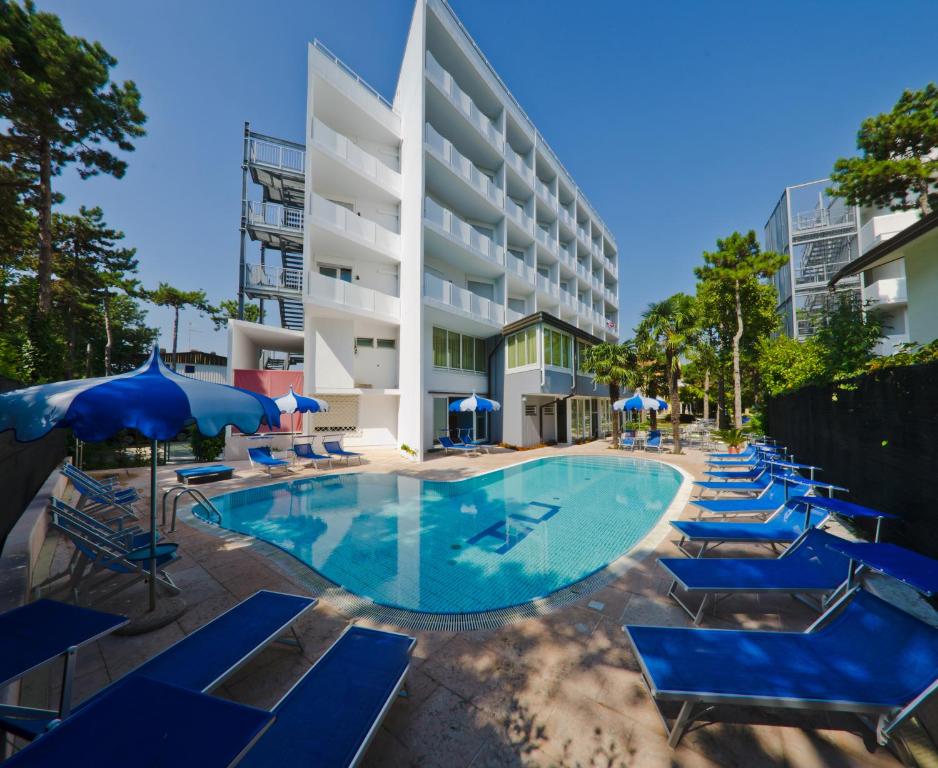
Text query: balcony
309 193 400 260
249 137 305 174
245 201 303 233
536 178 557 210
425 52 503 152
559 289 578 311
792 207 855 233
306 271 400 323
506 307 524 324
424 272 505 326
424 197 504 269
506 254 536 285
604 287 617 304
863 277 907 306
425 124 503 208
578 300 591 317
576 224 590 245
605 256 618 277
505 144 533 186
575 262 590 282
558 243 576 270
859 210 920 256
536 273 558 298
593 310 605 327
311 118 401 197
243 264 303 300
535 226 556 254
591 275 602 292
558 207 575 232
506 199 534 234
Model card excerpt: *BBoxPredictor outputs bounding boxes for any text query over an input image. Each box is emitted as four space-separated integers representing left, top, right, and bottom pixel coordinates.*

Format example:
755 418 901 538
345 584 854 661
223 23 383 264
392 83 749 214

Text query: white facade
857 208 919 355
234 0 620 459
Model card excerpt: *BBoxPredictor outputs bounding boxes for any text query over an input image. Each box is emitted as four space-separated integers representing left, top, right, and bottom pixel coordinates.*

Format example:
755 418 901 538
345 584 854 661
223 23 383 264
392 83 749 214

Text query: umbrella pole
149 438 158 612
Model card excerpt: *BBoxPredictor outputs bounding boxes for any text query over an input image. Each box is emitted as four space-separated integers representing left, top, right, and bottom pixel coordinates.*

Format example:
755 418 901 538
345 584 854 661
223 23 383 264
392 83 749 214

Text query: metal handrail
161 485 222 532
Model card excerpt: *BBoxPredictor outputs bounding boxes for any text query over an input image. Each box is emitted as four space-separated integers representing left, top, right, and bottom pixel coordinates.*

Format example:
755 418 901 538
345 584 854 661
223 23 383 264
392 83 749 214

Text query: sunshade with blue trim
448 393 501 413
274 386 329 415
613 391 664 412
0 347 280 610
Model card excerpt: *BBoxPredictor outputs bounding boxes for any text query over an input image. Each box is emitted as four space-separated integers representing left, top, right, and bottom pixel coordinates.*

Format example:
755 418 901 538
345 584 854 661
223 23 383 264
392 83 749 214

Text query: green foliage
829 83 938 215
867 339 938 371
757 335 826 397
212 299 259 330
580 341 637 435
715 428 747 449
812 293 884 379
147 282 213 364
191 428 225 462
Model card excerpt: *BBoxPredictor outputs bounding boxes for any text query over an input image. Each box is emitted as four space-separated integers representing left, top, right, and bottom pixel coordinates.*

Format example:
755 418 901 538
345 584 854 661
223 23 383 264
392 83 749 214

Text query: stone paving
24 442 906 767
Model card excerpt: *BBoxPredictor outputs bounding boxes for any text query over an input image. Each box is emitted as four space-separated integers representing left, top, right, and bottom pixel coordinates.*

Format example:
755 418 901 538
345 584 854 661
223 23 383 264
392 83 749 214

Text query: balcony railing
577 224 590 243
535 273 558 298
312 39 393 110
505 307 524 324
863 277 907 306
604 287 616 304
535 226 556 253
558 243 576 269
424 272 505 325
559 207 575 231
578 300 591 317
858 211 920 256
306 271 400 319
560 289 577 309
249 138 305 174
576 262 589 281
424 197 504 267
591 275 602 292
506 254 535 284
425 124 502 206
245 201 304 232
505 144 533 185
425 52 503 151
593 310 605 327
605 256 618 277
535 178 557 208
792 207 855 232
243 264 303 296
309 193 400 256
506 199 533 233
312 118 400 195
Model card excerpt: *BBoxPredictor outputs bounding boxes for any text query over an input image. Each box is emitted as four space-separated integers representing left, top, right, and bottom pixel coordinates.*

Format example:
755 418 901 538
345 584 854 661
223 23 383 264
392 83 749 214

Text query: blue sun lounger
438 436 478 455
50 497 150 549
3 676 274 768
293 442 333 469
659 529 853 623
239 625 416 768
625 586 938 748
1 590 317 741
323 440 363 466
792 495 898 542
689 478 816 519
248 447 291 476
671 499 830 557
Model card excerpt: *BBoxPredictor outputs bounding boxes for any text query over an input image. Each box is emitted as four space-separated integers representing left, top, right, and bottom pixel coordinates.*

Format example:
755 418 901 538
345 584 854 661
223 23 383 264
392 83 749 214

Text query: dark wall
0 378 67 552
766 362 938 556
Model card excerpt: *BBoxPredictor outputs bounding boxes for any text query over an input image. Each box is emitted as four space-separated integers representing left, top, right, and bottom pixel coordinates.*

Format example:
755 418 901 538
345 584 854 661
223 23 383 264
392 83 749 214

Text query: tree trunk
920 181 933 217
732 280 744 428
609 383 620 443
37 139 54 316
717 367 726 429
103 293 114 375
171 305 180 371
702 367 710 421
670 357 682 454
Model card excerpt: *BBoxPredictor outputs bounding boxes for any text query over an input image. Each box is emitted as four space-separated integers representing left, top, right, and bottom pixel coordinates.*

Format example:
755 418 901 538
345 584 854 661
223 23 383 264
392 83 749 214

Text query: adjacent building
230 0 620 459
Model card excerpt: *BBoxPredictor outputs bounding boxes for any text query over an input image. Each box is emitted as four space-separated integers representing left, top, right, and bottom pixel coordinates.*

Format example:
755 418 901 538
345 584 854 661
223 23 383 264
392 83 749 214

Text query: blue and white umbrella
612 391 662 412
274 386 329 450
656 398 669 410
0 347 280 610
448 393 501 413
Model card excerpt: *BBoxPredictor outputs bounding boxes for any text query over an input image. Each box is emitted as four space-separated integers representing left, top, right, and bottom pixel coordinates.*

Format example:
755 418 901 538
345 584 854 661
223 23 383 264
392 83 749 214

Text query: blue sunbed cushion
672 506 827 543
790 495 898 521
240 626 415 768
689 498 781 514
2 677 273 768
176 465 234 478
626 589 938 709
133 591 317 692
0 600 126 688
824 539 938 597
659 530 850 592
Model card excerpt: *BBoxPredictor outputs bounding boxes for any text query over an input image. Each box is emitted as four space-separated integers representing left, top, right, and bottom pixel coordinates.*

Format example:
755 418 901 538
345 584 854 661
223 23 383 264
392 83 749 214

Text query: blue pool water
207 456 682 614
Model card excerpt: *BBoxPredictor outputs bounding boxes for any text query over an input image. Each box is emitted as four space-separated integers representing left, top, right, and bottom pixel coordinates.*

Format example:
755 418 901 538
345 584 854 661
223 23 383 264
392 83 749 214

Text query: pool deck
27 442 911 766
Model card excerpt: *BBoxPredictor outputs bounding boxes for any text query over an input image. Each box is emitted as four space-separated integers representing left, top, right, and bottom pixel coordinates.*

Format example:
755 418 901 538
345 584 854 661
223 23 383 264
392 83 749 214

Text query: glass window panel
507 334 517 368
542 328 551 366
432 327 447 367
551 331 561 366
462 336 474 371
447 330 460 369
355 337 374 347
475 339 486 372
526 328 537 365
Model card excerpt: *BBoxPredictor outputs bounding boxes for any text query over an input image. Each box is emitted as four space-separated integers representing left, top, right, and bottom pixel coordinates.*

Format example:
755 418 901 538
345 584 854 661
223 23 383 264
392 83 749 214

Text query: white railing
507 254 535 284
577 224 590 243
604 287 616 304
425 52 503 151
559 207 575 230
858 211 920 256
605 256 617 276
505 307 524 324
863 277 907 306
424 197 504 267
535 226 556 253
309 194 400 256
536 178 556 208
558 243 575 268
576 262 589 281
306 271 400 319
578 300 591 317
593 310 605 327
425 124 502 206
592 243 603 260
793 206 855 232
243 264 303 295
506 199 533 233
535 273 558 297
560 289 577 309
423 272 505 325
249 138 305 174
245 200 304 231
505 144 533 185
312 118 400 195
591 275 602 292
312 39 393 110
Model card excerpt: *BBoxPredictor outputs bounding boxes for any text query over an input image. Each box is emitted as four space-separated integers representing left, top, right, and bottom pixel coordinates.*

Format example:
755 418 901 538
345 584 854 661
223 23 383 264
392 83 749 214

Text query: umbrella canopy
448 393 501 413
274 386 329 415
613 391 662 412
656 398 669 410
0 347 280 610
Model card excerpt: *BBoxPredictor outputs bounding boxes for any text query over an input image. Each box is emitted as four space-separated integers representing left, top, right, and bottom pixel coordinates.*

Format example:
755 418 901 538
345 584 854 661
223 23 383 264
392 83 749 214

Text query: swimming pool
205 456 683 614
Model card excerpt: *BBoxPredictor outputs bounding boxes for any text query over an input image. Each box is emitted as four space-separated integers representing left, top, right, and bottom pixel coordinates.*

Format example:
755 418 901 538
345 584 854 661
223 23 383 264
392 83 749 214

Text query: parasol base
97 584 188 635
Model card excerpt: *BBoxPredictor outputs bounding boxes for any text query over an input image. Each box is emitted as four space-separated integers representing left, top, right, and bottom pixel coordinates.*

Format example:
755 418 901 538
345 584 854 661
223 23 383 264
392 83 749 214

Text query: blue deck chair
323 440 363 466
61 468 139 522
248 446 291 476
50 497 150 549
239 625 416 768
645 430 665 452
659 529 853 623
1 590 317 741
437 436 477 456
619 430 637 450
457 428 494 452
293 442 333 469
671 499 830 557
693 471 775 498
62 463 139 506
625 587 938 748
689 478 815 520
702 464 768 481
47 507 180 605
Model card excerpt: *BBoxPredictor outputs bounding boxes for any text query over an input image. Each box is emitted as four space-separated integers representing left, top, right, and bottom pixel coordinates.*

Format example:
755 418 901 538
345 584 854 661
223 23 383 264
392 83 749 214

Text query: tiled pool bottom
204 456 683 615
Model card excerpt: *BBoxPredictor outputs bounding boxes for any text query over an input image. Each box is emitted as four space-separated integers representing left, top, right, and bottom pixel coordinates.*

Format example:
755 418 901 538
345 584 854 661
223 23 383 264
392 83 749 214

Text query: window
376 338 396 349
319 265 352 282
543 327 571 368
506 326 538 370
355 337 374 348
432 327 486 373
577 340 592 372
467 281 494 301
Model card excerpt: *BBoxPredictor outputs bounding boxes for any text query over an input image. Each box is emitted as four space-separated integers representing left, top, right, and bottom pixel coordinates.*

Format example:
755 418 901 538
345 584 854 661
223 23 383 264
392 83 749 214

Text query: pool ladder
161 485 222 532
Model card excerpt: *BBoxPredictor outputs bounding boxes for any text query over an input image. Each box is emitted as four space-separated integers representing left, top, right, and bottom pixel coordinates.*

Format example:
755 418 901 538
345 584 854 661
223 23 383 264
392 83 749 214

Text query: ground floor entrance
431 396 490 446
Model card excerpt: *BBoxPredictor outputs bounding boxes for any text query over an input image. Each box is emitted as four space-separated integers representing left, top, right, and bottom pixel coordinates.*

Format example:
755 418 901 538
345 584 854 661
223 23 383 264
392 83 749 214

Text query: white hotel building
230 0 620 459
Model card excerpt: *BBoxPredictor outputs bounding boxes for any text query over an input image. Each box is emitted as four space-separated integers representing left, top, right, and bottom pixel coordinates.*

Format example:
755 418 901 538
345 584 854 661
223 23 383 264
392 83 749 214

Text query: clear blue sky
40 0 938 354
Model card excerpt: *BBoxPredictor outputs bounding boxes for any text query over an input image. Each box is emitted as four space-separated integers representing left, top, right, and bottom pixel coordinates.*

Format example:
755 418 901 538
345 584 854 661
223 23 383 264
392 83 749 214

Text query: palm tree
580 342 635 441
637 293 698 453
